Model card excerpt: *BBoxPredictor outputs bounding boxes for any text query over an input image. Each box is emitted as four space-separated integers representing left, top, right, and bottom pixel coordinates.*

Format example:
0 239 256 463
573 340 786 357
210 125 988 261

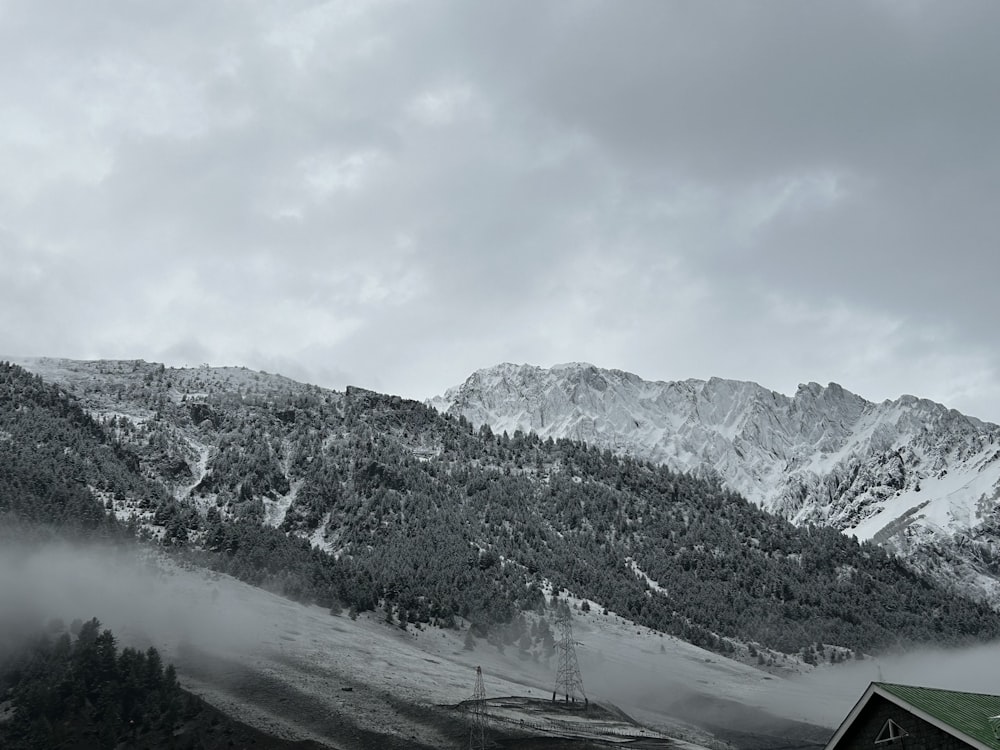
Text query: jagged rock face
432 363 1000 547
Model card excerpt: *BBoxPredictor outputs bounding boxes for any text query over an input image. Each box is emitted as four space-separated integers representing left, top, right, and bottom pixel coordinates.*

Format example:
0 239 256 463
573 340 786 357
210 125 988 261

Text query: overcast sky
2 1 999 422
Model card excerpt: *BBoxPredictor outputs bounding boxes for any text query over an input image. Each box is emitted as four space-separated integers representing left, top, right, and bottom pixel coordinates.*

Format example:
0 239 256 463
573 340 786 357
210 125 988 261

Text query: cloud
0 1 998 421
0 540 273 657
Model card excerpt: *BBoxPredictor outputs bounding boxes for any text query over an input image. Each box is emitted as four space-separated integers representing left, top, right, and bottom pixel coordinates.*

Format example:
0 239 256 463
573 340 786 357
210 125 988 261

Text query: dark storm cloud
0 1 998 420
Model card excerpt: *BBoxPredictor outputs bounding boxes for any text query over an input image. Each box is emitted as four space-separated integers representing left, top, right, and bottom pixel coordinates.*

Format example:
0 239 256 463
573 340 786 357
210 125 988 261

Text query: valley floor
100 555 854 748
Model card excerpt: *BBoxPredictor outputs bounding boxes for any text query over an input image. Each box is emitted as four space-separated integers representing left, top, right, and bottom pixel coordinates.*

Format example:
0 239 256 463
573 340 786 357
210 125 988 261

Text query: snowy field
1 542 909 748
9 540 998 747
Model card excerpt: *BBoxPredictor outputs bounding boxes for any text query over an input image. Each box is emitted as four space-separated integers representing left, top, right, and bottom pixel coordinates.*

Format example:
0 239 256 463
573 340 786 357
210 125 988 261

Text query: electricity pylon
468 665 488 750
552 607 587 706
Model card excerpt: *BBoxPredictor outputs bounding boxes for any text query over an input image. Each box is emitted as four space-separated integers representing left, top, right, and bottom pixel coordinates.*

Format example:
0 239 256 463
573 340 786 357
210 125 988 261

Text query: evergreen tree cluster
0 618 189 749
0 616 328 750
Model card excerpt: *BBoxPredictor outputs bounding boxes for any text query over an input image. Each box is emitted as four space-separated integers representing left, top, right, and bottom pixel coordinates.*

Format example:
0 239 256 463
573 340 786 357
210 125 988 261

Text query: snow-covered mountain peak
550 360 600 372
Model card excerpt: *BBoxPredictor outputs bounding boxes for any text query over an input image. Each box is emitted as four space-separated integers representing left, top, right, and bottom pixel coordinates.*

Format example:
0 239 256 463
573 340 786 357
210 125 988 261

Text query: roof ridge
879 682 1000 701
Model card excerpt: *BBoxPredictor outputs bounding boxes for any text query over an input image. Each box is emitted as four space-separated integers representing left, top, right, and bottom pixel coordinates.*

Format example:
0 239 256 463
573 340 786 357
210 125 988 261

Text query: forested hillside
0 363 163 543
4 359 1000 660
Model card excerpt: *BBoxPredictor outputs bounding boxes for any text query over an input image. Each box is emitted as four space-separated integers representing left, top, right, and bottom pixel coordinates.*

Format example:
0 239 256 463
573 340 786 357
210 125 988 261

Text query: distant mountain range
6 355 1000 662
431 362 1000 602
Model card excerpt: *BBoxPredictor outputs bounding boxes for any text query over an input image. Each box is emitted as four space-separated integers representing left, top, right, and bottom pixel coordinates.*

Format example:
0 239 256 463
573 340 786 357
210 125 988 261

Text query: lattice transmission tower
552 607 587 706
467 665 488 750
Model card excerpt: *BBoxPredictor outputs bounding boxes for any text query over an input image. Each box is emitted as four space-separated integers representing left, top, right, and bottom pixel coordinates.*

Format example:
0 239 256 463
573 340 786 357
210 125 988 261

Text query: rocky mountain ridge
432 362 1000 601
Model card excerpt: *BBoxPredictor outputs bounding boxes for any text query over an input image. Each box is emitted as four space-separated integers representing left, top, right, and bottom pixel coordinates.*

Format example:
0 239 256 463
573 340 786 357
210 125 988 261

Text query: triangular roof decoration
874 718 907 743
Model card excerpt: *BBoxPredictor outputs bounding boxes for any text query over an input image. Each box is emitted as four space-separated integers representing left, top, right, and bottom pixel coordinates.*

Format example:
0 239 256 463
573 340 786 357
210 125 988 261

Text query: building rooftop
826 682 1000 750
876 683 1000 750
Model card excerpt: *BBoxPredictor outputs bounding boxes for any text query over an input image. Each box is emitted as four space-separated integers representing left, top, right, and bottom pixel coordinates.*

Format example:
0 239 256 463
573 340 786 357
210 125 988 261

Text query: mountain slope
7 357 1000 658
0 361 169 538
432 362 1000 600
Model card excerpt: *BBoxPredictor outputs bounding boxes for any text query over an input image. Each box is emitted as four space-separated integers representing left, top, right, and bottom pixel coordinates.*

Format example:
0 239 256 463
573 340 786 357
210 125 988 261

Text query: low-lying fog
3 539 998 744
0 541 272 655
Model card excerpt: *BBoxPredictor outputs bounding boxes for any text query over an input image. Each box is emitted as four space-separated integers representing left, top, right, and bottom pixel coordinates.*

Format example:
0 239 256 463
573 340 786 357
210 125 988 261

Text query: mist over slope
0 539 817 749
432 362 1000 602
7 537 1000 749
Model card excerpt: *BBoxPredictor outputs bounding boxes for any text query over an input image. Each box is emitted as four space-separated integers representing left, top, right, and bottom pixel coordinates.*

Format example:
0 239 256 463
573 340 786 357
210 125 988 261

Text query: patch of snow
846 445 1000 542
626 557 669 597
262 479 302 528
176 438 212 502
308 512 334 553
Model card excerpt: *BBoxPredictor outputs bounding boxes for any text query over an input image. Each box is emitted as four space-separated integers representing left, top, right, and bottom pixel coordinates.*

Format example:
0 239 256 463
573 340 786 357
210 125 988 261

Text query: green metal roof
877 682 1000 750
